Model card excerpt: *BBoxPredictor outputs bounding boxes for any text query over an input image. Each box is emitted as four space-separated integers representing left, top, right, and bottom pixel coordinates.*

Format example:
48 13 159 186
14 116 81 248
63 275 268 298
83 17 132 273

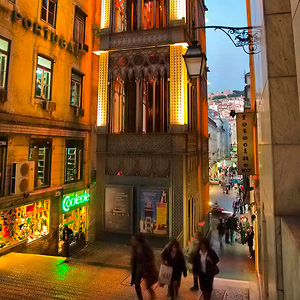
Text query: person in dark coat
192 238 219 300
247 227 255 259
62 225 73 258
217 218 225 249
162 239 187 300
131 233 158 300
227 214 238 245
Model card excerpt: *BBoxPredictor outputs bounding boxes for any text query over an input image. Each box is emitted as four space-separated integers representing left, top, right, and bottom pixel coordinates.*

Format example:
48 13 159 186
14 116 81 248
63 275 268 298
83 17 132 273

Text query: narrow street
0 184 259 300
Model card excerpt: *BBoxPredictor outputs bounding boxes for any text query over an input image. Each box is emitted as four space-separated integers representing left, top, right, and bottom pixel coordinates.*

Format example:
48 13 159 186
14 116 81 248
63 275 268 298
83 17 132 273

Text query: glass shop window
0 200 50 250
41 0 57 28
65 140 83 183
70 71 83 108
0 138 7 197
0 37 10 93
73 7 86 46
35 56 52 100
29 139 52 189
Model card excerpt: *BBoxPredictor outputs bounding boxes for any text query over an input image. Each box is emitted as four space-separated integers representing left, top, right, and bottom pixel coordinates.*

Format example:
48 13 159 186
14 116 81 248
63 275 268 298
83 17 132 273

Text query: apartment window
70 71 83 107
73 7 86 46
0 37 10 91
41 0 57 27
65 140 83 183
0 138 7 197
35 56 52 100
29 139 51 189
142 0 166 29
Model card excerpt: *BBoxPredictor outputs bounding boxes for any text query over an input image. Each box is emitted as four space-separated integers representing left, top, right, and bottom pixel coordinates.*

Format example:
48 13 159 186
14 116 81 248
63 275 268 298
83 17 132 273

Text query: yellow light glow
170 44 188 125
97 51 109 127
100 0 111 29
170 0 186 22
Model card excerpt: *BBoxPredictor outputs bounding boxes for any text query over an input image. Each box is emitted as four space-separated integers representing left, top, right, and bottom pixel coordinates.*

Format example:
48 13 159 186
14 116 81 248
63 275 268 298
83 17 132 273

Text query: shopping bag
158 264 173 285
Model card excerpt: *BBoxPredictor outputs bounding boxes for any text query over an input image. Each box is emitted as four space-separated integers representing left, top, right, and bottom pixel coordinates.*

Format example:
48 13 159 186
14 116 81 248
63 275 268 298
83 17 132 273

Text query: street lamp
183 41 207 78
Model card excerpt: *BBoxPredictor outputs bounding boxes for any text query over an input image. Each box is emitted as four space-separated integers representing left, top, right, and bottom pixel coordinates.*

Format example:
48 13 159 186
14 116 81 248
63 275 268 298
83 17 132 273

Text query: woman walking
131 233 158 300
162 239 187 300
192 238 219 300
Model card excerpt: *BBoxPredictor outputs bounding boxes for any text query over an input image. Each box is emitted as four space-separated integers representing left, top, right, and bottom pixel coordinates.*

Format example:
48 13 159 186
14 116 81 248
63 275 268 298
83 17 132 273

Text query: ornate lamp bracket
194 25 262 55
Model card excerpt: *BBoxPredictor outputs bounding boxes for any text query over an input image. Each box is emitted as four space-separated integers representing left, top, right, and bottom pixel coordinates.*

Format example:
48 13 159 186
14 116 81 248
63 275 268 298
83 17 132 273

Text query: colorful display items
62 190 90 212
0 200 50 250
140 189 168 235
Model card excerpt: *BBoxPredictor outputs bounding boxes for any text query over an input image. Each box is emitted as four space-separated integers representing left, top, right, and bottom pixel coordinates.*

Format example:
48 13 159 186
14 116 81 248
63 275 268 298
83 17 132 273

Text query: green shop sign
11 10 88 56
62 190 90 212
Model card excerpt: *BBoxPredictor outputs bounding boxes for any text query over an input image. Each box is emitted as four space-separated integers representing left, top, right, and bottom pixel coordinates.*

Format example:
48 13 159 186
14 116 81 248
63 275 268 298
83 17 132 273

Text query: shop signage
236 112 255 175
11 10 87 56
62 190 90 212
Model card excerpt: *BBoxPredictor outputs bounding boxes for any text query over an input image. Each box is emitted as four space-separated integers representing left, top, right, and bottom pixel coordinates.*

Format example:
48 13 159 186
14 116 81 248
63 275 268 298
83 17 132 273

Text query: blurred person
247 227 255 259
162 239 187 300
227 214 238 245
188 232 203 291
192 238 219 300
217 219 225 249
131 233 158 300
224 217 230 244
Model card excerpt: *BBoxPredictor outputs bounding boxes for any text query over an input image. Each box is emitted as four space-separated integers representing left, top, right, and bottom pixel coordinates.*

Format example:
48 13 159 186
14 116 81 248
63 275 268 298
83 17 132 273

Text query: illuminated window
114 0 126 32
73 7 87 46
35 56 52 100
41 0 57 28
142 0 166 29
70 71 83 108
0 200 50 250
0 138 7 197
29 139 51 189
65 140 83 183
0 37 10 94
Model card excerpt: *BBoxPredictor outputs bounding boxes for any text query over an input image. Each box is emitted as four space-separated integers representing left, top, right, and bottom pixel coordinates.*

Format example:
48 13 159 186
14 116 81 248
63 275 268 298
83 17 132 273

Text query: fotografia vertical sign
237 112 255 175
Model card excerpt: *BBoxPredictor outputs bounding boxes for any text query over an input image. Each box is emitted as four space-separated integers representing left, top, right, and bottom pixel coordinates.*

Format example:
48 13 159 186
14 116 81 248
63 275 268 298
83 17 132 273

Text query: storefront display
0 199 50 250
58 190 89 253
105 186 133 234
140 189 168 235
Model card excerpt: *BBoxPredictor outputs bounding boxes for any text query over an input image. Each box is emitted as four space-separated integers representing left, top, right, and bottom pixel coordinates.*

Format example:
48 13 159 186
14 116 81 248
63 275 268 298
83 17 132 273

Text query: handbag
158 264 173 285
211 264 219 276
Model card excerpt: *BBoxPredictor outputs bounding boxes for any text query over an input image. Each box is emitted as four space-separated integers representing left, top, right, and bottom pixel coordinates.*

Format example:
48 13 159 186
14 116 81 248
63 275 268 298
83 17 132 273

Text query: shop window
73 7 86 46
29 139 51 189
0 138 7 197
0 200 50 250
65 140 83 183
41 0 57 28
70 71 83 108
35 56 53 100
0 37 10 99
142 0 166 29
58 203 88 253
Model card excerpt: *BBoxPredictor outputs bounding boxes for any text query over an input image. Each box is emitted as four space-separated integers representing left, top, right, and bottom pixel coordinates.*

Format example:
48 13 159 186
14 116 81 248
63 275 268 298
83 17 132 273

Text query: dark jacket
247 230 254 246
162 247 187 282
227 216 238 231
192 248 219 276
131 242 158 286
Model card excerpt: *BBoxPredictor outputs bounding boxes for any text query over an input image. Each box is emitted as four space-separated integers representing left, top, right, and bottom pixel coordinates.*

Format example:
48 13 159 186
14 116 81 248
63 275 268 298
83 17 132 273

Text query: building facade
95 0 208 246
246 0 300 299
0 0 97 255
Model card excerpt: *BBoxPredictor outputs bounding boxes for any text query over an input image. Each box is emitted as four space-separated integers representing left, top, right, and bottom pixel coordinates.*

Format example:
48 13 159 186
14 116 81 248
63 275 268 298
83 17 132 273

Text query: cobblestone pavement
0 252 251 300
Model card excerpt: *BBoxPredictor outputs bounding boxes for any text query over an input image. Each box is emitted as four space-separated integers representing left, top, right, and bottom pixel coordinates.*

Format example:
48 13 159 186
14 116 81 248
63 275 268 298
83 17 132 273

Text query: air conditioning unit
42 100 56 111
79 43 89 52
0 87 7 102
74 107 84 117
11 161 35 194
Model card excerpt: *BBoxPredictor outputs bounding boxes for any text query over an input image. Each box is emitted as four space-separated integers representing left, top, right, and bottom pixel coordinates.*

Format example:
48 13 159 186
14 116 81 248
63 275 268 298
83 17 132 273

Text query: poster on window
105 186 133 234
140 189 168 235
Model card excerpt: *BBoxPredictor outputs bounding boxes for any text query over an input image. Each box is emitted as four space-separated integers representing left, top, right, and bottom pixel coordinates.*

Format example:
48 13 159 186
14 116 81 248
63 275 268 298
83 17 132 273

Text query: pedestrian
224 217 230 244
62 225 73 258
188 232 203 291
192 238 219 300
232 200 237 214
162 239 187 300
247 227 255 259
227 214 238 245
239 198 244 214
217 219 225 249
131 233 158 300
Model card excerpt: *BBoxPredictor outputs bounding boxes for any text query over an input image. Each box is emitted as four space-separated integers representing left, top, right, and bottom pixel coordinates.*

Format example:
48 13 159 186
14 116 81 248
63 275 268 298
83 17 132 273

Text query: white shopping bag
158 264 173 285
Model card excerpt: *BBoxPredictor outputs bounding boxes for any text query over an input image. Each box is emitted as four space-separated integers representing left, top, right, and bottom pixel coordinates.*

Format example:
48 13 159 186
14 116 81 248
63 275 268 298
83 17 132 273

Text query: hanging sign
236 112 255 175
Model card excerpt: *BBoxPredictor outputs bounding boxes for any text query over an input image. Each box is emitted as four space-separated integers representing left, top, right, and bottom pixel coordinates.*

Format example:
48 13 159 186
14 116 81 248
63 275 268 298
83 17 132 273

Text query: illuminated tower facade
95 0 208 245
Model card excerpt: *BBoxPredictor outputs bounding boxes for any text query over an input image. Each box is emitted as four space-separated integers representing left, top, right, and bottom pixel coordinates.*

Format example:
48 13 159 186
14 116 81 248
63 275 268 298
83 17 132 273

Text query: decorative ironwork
195 26 261 55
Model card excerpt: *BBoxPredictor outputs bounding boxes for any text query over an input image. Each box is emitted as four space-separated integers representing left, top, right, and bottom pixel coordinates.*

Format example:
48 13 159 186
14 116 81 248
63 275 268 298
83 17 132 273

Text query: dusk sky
205 0 249 93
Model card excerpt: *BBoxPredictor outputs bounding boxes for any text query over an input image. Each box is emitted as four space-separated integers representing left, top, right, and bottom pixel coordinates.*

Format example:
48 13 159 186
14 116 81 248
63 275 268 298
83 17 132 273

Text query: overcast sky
205 0 249 93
